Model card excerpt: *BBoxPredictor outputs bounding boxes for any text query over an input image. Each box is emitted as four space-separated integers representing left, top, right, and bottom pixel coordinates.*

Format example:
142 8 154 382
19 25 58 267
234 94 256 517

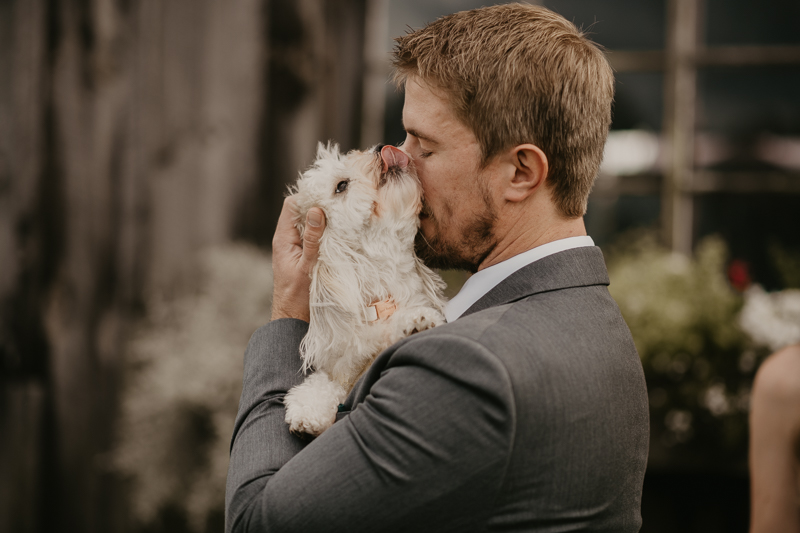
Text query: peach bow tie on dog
283 143 447 437
364 298 398 322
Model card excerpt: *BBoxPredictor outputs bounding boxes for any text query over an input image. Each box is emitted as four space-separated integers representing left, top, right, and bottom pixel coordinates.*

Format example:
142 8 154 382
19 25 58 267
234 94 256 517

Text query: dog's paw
396 307 445 338
284 372 346 437
285 404 335 437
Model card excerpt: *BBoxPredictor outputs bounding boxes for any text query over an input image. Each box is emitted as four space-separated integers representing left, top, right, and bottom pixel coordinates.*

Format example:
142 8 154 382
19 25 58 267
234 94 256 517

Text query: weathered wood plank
1 0 369 531
0 381 45 533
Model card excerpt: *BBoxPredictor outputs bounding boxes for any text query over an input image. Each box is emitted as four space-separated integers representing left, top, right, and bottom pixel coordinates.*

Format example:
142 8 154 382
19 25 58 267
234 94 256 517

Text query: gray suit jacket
226 246 649 532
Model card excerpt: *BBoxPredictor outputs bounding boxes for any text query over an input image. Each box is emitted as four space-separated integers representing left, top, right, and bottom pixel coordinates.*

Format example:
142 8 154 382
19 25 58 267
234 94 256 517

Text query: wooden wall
0 1 368 531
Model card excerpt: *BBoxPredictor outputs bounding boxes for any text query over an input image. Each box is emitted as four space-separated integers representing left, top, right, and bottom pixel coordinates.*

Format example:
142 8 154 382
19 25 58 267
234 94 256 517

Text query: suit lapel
460 246 610 318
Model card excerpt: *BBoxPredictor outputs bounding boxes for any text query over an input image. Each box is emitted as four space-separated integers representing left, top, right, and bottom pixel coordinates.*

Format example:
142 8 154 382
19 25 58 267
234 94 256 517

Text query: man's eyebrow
403 124 439 145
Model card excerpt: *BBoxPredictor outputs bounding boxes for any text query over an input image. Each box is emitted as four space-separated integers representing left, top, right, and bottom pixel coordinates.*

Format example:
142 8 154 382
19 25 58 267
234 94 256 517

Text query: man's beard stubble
414 191 498 274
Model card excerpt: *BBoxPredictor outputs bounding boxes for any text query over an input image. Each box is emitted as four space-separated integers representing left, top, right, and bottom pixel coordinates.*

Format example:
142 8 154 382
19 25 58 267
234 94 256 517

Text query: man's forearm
225 319 310 533
224 330 514 533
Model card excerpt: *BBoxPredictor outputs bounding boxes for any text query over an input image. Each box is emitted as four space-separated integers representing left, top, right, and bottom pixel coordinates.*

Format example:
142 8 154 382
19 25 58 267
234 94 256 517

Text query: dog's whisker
418 230 436 252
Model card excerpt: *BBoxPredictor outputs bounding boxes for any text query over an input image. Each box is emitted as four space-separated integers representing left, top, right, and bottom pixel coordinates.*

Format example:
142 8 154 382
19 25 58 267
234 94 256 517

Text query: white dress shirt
444 236 595 322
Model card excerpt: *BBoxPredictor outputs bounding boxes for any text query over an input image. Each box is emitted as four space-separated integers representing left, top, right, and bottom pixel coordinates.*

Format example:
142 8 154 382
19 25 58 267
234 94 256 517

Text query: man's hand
271 197 326 322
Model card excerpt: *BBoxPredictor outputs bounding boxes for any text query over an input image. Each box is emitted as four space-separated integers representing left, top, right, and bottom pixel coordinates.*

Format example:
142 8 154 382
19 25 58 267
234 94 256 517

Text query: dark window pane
705 0 800 46
612 72 664 130
586 195 661 246
697 66 800 137
544 0 666 50
695 193 800 290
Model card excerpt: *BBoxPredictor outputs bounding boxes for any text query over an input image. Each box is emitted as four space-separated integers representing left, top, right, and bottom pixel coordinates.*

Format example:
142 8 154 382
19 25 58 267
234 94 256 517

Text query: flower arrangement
605 233 771 470
113 244 274 532
739 285 800 352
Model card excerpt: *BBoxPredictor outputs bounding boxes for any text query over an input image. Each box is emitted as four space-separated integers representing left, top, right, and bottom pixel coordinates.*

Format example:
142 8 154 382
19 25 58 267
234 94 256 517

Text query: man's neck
478 214 587 272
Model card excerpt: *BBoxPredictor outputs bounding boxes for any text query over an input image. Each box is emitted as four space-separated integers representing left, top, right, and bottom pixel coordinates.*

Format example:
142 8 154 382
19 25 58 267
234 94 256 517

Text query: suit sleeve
226 328 517 533
225 319 310 531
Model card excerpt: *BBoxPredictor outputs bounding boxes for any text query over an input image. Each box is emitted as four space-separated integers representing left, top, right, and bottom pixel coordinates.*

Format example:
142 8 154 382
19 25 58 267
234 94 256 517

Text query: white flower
114 243 274 531
665 409 693 442
740 285 800 352
701 383 731 416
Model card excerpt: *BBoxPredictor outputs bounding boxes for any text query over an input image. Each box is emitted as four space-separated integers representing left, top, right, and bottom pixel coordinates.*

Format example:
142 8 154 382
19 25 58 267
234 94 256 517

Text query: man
226 4 649 532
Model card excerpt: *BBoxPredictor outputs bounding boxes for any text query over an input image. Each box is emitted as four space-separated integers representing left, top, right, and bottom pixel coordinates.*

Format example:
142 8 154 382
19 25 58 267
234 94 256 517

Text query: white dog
283 142 447 436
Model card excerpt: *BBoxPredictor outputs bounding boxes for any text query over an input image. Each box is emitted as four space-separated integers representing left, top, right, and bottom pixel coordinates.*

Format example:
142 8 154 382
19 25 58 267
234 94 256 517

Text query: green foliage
769 241 800 289
606 233 768 470
438 269 470 299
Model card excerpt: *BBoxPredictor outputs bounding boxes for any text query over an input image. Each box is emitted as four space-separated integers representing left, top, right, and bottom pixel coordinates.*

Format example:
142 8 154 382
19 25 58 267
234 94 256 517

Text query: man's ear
504 144 548 203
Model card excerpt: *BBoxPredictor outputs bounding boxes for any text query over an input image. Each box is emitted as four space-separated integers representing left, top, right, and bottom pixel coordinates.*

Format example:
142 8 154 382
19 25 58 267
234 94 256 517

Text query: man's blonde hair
393 3 614 218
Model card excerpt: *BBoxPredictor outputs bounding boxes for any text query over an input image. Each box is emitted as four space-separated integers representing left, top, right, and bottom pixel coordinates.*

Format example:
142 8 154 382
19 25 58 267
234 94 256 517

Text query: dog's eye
335 180 349 194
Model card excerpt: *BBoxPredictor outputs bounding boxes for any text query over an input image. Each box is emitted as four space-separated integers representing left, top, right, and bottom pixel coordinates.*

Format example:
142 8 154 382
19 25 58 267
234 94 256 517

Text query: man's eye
335 180 349 194
419 150 433 158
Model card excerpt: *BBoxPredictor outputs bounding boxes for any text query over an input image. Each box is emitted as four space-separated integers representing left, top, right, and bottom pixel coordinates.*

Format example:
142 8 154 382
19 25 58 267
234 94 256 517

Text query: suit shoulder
390 325 513 382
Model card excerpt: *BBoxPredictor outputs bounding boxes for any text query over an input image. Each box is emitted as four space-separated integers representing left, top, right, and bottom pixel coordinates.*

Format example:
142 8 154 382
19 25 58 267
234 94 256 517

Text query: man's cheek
417 173 433 197
421 217 439 242
417 163 439 193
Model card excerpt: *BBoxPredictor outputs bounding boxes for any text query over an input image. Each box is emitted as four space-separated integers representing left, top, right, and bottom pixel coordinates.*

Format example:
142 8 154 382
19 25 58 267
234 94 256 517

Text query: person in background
750 343 800 533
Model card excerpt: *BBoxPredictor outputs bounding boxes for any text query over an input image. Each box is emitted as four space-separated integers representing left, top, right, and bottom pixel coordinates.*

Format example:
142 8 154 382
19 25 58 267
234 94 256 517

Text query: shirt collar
444 236 595 322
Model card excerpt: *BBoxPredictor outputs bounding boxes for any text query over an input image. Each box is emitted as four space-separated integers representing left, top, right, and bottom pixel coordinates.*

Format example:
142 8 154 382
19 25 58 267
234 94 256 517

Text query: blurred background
1 0 799 532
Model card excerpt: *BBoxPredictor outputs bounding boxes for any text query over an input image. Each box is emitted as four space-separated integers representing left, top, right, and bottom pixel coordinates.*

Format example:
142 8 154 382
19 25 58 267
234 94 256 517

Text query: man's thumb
302 208 325 261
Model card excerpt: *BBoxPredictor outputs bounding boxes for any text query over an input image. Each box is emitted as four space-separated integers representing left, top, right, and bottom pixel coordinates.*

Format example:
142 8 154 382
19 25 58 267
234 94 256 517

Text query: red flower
727 260 751 292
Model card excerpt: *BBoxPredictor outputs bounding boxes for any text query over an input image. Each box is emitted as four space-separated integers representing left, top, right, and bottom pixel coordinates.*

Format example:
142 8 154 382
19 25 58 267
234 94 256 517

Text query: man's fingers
273 197 301 248
302 208 326 265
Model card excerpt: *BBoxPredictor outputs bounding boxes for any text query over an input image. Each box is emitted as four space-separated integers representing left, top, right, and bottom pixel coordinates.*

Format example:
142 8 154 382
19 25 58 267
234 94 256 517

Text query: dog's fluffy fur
283 143 447 436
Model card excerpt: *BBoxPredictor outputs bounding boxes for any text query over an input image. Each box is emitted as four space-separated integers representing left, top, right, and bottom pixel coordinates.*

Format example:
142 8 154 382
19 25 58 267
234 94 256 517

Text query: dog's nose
374 143 386 153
